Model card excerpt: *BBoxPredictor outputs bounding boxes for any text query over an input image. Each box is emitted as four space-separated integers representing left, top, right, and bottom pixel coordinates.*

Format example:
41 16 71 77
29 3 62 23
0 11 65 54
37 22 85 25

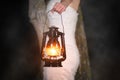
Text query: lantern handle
43 10 65 34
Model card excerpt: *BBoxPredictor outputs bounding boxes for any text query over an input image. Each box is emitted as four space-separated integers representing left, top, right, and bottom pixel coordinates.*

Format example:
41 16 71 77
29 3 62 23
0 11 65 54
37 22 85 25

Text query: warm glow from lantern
45 46 61 56
41 27 66 67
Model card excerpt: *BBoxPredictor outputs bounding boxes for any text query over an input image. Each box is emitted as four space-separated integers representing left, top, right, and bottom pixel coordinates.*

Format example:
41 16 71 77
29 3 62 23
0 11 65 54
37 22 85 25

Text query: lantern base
44 61 62 67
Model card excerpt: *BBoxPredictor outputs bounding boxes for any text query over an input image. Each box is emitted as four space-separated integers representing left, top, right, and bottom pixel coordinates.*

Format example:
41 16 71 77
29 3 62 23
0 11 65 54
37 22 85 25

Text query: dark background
81 0 120 80
1 0 120 80
0 0 41 80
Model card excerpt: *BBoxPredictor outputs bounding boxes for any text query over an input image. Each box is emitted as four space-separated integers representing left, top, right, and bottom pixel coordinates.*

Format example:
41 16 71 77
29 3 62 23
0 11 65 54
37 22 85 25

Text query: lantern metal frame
41 26 66 67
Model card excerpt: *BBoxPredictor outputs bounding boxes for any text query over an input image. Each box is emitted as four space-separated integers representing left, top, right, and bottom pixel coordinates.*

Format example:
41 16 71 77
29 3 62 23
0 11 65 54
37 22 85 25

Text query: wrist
61 0 72 7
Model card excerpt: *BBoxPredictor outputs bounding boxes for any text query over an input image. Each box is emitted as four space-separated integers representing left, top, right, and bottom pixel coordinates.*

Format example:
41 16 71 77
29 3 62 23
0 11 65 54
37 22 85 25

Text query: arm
69 0 80 11
61 0 73 7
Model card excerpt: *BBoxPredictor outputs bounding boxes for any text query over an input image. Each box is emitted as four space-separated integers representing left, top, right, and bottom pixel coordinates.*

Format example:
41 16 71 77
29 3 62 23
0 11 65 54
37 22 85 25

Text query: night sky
1 0 120 80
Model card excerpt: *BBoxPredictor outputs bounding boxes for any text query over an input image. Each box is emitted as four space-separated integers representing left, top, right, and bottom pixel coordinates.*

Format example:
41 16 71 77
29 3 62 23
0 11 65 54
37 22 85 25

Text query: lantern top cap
49 26 59 30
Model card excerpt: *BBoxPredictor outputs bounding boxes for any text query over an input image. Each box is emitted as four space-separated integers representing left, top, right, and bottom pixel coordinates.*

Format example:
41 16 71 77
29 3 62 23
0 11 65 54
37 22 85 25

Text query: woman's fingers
52 2 67 14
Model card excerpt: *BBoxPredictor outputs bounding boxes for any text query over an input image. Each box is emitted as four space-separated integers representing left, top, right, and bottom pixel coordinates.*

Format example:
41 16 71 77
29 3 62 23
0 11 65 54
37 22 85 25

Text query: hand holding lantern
41 26 66 67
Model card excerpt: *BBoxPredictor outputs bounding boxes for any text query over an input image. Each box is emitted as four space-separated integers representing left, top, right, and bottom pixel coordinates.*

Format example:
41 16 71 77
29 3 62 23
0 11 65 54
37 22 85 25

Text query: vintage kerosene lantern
41 26 66 67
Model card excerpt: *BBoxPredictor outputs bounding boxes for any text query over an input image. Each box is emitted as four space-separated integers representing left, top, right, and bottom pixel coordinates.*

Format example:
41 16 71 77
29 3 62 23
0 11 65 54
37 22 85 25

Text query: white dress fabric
43 0 80 80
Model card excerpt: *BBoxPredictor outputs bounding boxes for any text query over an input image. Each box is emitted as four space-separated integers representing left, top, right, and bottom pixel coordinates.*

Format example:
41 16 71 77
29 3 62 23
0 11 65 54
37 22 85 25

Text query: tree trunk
75 7 92 80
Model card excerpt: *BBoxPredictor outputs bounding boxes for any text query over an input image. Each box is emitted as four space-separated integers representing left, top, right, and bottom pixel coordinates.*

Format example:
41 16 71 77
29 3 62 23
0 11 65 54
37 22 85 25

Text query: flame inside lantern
45 40 61 56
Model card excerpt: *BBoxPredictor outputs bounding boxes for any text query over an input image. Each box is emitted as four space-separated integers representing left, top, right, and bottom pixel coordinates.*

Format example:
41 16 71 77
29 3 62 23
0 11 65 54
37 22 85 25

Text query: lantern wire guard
41 11 66 67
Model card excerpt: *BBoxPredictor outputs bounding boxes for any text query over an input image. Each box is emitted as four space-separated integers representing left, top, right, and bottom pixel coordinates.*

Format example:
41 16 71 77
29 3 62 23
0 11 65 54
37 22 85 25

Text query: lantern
41 26 66 67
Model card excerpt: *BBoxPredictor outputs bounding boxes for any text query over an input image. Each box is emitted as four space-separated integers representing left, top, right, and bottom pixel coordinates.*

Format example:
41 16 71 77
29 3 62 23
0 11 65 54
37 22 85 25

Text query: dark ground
0 0 120 80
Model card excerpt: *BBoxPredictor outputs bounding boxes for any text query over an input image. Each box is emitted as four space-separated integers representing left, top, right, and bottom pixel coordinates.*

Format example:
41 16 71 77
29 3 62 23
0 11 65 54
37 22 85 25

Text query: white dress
43 0 80 80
